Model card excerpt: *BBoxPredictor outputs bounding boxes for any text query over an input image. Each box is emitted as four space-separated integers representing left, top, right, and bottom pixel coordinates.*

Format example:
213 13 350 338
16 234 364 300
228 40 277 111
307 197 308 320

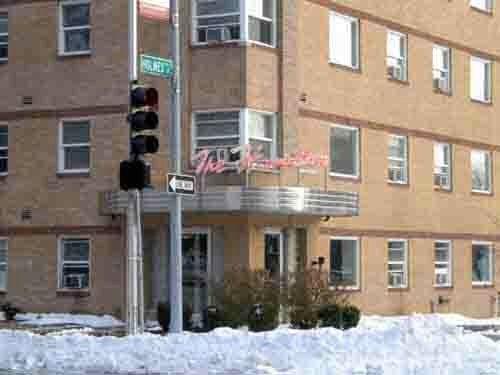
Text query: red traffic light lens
145 88 159 109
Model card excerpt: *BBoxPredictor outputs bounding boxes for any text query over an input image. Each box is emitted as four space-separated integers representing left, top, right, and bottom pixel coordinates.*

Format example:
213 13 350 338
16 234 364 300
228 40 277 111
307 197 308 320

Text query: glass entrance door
182 230 210 329
264 230 283 279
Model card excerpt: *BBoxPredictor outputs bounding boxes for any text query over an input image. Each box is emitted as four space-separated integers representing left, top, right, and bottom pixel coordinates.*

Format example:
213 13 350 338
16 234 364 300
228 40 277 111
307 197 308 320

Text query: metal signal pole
169 0 183 333
127 0 144 335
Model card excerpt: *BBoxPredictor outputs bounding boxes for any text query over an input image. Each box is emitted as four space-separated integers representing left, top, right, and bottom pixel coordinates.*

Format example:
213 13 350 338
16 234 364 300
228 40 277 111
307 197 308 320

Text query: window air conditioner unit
435 274 448 285
433 78 448 92
64 274 85 289
206 27 232 43
387 65 403 80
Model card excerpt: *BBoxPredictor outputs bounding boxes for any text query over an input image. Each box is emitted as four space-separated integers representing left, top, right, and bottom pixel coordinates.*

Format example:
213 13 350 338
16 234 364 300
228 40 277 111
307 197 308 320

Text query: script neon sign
191 145 328 176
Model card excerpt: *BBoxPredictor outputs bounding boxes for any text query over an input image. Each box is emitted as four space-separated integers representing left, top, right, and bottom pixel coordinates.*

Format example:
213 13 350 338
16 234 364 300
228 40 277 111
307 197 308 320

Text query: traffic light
119 85 160 191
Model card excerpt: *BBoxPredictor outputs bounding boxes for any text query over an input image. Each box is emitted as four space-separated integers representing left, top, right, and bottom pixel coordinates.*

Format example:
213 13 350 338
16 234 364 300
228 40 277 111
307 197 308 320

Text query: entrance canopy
102 187 358 217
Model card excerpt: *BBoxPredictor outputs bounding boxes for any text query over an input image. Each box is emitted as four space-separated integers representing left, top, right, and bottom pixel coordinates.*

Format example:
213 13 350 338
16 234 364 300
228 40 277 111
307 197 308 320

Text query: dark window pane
64 146 90 170
0 126 7 147
0 15 7 34
330 127 358 175
472 244 491 282
63 122 90 144
63 240 89 261
330 239 357 286
65 29 90 52
0 45 7 60
0 158 7 174
62 266 89 289
265 234 281 279
63 4 90 27
249 17 272 45
196 0 239 16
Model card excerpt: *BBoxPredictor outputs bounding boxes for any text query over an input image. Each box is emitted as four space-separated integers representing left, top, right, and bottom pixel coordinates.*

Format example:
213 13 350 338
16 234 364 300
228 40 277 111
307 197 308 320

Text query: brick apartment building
0 0 499 322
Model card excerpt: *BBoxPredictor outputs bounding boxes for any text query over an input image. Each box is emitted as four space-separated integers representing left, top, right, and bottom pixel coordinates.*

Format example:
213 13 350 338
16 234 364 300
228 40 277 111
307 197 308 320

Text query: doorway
182 228 211 328
264 229 284 279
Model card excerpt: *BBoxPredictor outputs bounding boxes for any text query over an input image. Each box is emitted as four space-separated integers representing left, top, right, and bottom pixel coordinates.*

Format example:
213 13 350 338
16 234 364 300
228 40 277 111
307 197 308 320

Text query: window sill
57 171 90 178
434 285 453 289
329 61 361 74
471 190 492 196
0 289 6 294
433 185 452 193
329 173 361 182
58 51 92 59
470 98 493 106
388 286 409 291
387 76 410 86
433 88 452 97
0 59 7 64
472 283 494 288
470 5 493 16
56 289 90 297
190 40 244 50
387 180 409 187
329 285 361 292
0 173 8 178
250 167 280 175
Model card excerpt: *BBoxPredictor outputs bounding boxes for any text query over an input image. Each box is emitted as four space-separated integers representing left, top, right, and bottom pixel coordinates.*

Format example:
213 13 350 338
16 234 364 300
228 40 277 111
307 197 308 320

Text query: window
193 109 276 162
59 120 90 173
0 239 6 291
471 150 491 193
59 238 90 290
192 0 276 46
388 135 408 184
59 0 91 55
248 0 275 46
472 242 493 285
0 126 7 175
329 12 359 69
470 57 492 103
434 241 452 287
470 0 493 12
248 111 276 159
387 31 407 81
388 240 408 288
330 237 360 288
433 45 451 93
0 13 7 62
434 143 451 190
330 125 359 178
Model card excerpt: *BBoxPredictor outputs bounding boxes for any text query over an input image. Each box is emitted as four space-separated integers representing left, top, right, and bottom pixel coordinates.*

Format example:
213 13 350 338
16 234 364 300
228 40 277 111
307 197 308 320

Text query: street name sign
140 54 174 79
167 173 196 196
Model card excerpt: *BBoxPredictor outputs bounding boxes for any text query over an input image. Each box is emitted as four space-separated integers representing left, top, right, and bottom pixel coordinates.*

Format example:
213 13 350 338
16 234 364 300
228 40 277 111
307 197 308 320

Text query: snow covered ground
0 314 500 375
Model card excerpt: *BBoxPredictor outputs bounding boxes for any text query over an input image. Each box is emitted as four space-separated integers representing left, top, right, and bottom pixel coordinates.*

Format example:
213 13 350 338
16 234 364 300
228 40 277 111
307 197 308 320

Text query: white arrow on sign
169 176 194 192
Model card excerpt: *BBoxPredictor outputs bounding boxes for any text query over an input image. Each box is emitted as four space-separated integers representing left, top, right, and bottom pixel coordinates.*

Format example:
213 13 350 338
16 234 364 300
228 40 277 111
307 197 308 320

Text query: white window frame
58 236 91 291
471 149 492 194
470 0 493 13
472 241 494 286
432 45 451 93
329 124 360 179
0 13 8 62
387 134 408 184
433 142 452 190
329 11 360 69
470 56 492 103
386 30 408 81
58 0 91 56
387 239 408 289
434 240 452 288
191 108 277 162
0 238 7 291
0 124 7 176
329 236 360 290
58 118 91 174
191 0 277 47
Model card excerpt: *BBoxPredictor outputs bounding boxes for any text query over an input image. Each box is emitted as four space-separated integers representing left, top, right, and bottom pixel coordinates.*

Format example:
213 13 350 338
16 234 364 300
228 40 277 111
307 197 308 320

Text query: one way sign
167 173 196 196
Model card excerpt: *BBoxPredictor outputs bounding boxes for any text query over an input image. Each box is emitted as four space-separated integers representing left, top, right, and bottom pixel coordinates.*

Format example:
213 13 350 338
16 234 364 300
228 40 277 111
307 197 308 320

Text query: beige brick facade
0 0 499 319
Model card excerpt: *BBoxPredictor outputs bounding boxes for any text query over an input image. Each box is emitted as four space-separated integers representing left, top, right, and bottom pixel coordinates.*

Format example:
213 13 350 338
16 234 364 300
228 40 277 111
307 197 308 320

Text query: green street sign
140 54 174 79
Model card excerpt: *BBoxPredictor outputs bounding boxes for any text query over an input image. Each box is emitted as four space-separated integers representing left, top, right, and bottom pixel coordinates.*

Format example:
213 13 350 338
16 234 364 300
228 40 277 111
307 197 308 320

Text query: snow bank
16 313 124 329
0 314 499 375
